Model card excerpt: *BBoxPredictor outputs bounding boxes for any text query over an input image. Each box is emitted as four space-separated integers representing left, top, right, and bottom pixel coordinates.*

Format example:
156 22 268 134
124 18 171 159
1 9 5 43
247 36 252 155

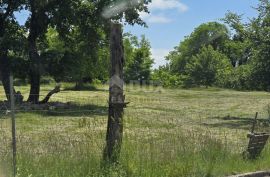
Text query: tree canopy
0 0 152 102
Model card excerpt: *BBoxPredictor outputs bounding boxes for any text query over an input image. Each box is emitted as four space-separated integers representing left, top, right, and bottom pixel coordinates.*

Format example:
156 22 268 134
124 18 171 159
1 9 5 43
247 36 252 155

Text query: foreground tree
103 23 126 163
0 0 24 100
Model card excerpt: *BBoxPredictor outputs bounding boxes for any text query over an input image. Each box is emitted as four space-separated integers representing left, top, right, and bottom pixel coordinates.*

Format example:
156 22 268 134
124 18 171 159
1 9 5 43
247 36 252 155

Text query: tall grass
1 85 270 176
1 124 270 177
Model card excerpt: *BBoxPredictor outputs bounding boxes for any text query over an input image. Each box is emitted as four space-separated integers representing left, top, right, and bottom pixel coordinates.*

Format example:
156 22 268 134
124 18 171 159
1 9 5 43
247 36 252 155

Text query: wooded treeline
0 0 153 103
2 0 270 104
153 0 270 91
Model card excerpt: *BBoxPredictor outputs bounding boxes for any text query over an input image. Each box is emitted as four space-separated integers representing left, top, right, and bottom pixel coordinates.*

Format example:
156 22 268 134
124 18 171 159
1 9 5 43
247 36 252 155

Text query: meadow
1 84 270 177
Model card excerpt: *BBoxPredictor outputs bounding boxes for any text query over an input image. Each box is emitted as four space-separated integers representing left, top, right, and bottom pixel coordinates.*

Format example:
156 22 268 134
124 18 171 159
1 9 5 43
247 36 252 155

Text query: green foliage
0 0 152 97
167 22 230 74
41 26 110 85
162 1 270 90
218 65 253 90
223 39 251 67
247 0 270 90
152 66 182 87
124 34 154 83
218 0 270 90
184 46 232 88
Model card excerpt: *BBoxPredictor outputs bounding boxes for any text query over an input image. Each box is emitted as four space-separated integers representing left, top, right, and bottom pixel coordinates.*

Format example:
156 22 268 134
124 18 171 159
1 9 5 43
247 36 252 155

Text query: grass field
1 84 270 177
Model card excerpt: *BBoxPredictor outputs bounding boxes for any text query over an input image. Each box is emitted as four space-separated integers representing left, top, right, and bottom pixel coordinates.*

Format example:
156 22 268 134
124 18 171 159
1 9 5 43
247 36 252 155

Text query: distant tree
167 22 230 74
222 12 252 67
247 0 270 90
124 35 154 83
184 46 231 88
223 39 251 67
223 0 270 90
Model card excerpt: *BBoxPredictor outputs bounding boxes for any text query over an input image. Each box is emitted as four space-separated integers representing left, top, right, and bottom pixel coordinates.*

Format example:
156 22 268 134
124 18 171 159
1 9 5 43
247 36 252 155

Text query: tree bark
0 18 15 101
103 23 126 163
0 51 12 100
27 34 41 104
0 3 21 101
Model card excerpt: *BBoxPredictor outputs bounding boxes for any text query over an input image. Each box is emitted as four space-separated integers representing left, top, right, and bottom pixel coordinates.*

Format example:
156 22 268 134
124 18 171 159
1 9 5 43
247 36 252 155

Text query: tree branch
39 85 61 104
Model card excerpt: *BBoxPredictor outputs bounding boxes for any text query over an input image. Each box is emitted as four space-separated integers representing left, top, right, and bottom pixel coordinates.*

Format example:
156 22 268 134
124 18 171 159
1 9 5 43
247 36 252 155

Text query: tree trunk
0 6 20 102
103 23 126 163
0 18 15 101
0 51 13 100
27 38 41 104
75 79 84 90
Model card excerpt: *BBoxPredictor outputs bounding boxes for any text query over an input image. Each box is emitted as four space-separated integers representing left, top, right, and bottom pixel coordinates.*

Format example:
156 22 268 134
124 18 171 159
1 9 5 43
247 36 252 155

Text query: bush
218 64 253 90
152 67 182 87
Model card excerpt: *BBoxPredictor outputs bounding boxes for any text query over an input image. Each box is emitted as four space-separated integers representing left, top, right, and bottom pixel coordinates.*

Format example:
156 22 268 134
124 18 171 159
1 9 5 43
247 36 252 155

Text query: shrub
152 67 182 87
218 64 253 90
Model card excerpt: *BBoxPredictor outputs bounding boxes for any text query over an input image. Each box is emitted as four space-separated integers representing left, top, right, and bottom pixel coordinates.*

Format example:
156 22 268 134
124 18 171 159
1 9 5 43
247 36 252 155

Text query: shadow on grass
16 102 108 117
203 116 270 131
63 84 108 92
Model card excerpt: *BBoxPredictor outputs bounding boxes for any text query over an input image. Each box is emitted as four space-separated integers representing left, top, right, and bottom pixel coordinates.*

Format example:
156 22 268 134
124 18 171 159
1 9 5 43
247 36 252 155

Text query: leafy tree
24 0 79 103
247 0 270 90
184 46 231 88
223 39 251 67
22 0 151 103
167 22 230 74
124 35 154 83
42 27 109 88
222 12 252 67
223 0 270 90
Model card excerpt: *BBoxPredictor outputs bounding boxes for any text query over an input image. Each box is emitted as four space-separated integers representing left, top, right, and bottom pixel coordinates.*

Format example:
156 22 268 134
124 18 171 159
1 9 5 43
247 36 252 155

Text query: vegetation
154 0 270 90
1 0 270 176
0 0 151 102
1 85 270 176
3 1 270 94
184 46 231 88
124 34 154 84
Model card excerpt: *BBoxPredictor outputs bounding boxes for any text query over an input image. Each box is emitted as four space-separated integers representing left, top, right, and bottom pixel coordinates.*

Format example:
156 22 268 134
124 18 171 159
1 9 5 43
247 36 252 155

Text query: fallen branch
39 85 61 104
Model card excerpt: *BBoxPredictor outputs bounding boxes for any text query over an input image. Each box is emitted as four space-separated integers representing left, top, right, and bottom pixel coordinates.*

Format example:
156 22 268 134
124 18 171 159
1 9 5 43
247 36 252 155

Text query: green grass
1 84 270 176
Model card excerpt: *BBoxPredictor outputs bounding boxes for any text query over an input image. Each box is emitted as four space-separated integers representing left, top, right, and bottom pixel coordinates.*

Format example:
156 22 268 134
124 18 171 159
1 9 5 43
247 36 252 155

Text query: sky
124 0 259 68
16 0 259 68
